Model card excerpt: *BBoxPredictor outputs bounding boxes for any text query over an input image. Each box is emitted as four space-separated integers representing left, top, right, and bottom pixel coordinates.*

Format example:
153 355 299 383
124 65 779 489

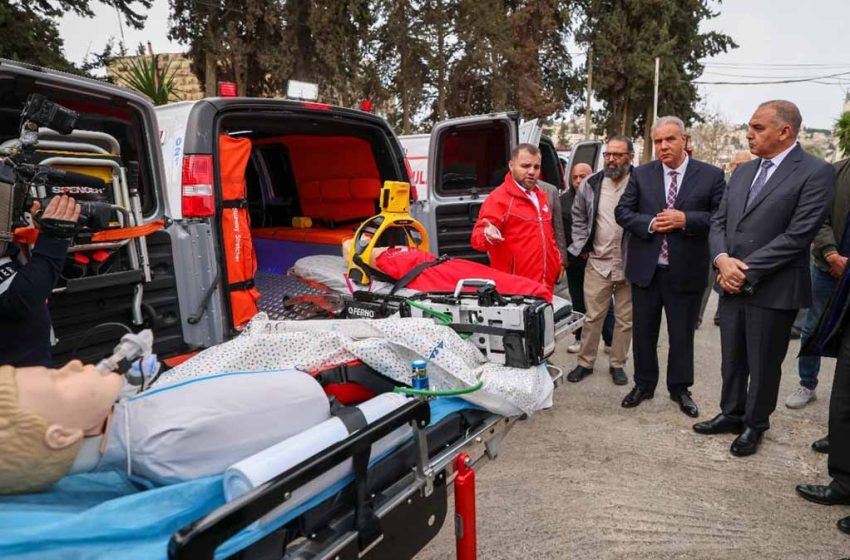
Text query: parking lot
418 295 849 559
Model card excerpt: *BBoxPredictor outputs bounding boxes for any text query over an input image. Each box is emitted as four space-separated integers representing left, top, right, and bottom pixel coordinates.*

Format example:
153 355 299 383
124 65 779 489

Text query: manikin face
16 360 123 448
509 149 542 190
747 106 793 159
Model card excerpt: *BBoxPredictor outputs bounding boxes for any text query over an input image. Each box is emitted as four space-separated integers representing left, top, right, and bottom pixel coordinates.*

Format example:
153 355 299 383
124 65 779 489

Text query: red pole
454 453 477 560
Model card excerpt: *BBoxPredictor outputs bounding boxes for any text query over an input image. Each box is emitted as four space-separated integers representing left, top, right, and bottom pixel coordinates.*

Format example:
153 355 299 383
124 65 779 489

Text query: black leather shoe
730 427 763 456
671 391 699 418
796 483 850 506
621 385 654 408
692 414 743 435
610 367 628 385
838 515 850 535
812 436 830 455
567 366 593 383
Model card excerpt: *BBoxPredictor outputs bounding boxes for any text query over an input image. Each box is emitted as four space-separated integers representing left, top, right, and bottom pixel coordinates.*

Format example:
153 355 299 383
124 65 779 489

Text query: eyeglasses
603 152 630 159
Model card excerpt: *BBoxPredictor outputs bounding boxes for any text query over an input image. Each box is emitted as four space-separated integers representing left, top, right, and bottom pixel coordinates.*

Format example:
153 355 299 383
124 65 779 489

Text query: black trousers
718 297 797 431
632 268 702 395
829 325 850 491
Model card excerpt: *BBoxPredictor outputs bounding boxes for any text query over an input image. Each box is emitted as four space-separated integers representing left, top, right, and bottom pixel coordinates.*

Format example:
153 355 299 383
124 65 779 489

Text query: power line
695 70 850 85
702 61 850 68
702 70 850 79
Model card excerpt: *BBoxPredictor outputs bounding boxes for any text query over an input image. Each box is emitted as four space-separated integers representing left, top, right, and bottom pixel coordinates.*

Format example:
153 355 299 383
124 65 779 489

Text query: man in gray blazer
693 100 835 456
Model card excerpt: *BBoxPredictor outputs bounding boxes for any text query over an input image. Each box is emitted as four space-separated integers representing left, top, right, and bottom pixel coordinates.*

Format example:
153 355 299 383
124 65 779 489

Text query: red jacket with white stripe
471 174 562 291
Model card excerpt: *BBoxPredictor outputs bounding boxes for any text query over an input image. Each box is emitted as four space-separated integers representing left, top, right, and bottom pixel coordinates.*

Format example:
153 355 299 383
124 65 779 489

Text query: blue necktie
746 159 774 210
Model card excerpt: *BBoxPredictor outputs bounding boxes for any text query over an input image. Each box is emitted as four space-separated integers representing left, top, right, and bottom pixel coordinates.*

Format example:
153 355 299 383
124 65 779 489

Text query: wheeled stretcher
0 376 561 560
169 364 567 560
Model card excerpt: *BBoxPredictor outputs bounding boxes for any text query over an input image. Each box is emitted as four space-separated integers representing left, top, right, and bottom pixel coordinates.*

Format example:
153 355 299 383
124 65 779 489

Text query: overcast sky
58 0 850 130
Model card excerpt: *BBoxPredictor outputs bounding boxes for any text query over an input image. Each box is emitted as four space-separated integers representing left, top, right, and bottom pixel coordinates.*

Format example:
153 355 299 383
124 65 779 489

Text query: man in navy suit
615 116 725 417
694 100 835 456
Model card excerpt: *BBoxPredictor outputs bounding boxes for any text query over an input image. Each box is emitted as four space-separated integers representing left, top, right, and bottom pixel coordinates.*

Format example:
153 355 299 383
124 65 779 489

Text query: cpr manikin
0 362 330 495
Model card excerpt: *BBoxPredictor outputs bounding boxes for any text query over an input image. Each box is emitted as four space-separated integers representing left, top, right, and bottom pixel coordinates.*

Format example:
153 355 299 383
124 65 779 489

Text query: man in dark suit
615 116 725 417
694 100 835 456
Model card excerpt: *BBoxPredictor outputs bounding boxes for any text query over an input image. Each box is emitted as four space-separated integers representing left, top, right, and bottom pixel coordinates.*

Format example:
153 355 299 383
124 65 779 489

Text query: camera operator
0 192 80 367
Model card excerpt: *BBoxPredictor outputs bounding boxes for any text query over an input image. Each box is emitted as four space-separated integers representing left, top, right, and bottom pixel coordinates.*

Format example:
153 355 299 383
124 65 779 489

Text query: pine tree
574 0 736 158
1 0 152 73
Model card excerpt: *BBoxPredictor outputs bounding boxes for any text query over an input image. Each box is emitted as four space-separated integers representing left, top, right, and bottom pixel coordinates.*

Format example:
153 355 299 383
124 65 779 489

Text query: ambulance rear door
398 133 430 202
422 113 519 263
568 140 604 174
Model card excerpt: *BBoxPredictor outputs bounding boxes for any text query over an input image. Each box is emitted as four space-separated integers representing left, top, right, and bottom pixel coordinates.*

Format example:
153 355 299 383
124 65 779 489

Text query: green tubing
404 298 474 339
405 298 452 325
393 381 484 397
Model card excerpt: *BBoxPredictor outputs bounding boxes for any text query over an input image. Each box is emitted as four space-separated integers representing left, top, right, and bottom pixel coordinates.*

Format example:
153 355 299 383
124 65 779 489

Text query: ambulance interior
215 113 412 323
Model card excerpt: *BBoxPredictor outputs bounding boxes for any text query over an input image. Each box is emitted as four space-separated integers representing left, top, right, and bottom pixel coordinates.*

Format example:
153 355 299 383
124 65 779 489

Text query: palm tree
836 111 850 158
116 53 180 105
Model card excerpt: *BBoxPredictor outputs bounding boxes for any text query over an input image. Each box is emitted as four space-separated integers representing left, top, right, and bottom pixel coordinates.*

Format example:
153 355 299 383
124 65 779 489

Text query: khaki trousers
577 264 633 368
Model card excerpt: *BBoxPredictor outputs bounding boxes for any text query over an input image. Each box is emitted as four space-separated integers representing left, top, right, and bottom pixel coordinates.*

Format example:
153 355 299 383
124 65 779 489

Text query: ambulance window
259 144 294 199
436 121 510 196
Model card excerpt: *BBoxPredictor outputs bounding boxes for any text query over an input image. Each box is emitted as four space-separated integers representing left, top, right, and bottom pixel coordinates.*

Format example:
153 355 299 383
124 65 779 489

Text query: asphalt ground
416 294 850 559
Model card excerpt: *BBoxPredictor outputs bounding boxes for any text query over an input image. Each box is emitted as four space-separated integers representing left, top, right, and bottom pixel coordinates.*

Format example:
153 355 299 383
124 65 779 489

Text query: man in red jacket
471 143 564 292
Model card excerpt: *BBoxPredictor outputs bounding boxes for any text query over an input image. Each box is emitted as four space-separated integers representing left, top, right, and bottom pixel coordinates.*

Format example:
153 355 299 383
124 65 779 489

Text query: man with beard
562 162 615 355
615 116 725 417
566 136 634 386
472 143 564 292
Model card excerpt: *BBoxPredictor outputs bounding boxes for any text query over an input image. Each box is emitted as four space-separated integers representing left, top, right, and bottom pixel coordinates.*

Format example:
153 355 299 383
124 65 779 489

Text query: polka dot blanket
159 313 553 416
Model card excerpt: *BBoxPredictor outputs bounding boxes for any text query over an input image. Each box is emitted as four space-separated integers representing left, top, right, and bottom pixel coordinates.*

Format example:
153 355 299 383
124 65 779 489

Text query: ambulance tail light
182 155 215 218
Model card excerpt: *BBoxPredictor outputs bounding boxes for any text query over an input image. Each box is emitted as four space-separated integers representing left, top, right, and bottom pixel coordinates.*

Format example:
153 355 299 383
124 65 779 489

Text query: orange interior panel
254 135 381 223
252 226 357 245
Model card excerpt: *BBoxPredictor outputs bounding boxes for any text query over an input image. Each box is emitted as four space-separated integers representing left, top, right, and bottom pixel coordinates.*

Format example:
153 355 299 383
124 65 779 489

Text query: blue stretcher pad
0 397 480 560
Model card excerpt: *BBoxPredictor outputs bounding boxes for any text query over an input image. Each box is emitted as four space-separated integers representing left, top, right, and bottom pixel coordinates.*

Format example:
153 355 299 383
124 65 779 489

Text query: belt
657 264 670 270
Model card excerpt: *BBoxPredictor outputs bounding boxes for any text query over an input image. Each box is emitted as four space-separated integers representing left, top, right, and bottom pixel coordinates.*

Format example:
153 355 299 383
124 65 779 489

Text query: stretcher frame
168 311 581 560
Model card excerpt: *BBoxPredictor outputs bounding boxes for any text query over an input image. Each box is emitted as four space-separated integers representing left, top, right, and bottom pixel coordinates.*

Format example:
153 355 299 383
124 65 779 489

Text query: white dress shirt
750 142 797 188
513 179 540 214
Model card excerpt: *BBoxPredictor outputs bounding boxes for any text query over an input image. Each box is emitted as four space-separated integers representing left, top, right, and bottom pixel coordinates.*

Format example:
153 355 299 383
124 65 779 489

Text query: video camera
0 94 116 252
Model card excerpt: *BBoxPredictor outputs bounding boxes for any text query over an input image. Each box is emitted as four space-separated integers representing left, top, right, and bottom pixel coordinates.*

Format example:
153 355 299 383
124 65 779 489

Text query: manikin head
0 362 122 494
508 143 542 190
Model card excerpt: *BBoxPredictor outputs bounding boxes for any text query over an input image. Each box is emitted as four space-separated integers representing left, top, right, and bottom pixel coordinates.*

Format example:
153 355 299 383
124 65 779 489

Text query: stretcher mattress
0 398 477 560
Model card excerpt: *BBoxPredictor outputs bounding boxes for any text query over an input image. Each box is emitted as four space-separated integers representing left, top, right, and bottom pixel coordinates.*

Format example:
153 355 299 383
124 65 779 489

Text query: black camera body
1 95 114 242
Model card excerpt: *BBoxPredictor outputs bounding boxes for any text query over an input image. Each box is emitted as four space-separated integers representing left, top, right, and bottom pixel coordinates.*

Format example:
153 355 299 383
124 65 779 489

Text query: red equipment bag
219 134 260 328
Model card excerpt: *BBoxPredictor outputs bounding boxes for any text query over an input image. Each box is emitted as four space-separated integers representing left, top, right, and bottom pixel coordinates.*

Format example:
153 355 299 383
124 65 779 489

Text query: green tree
574 0 736 159
836 111 850 158
169 0 289 96
376 0 429 133
1 0 151 72
444 0 573 121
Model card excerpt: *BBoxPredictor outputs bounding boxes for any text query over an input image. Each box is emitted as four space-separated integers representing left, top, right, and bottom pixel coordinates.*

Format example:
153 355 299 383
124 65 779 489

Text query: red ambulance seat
250 135 381 246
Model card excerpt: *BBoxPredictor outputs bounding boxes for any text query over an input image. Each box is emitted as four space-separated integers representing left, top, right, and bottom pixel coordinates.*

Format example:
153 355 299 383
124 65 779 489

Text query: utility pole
647 56 660 161
653 57 660 125
584 47 593 139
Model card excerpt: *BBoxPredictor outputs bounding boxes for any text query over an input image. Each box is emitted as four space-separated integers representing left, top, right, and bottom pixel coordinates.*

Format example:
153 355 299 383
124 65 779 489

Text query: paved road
417 295 849 559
